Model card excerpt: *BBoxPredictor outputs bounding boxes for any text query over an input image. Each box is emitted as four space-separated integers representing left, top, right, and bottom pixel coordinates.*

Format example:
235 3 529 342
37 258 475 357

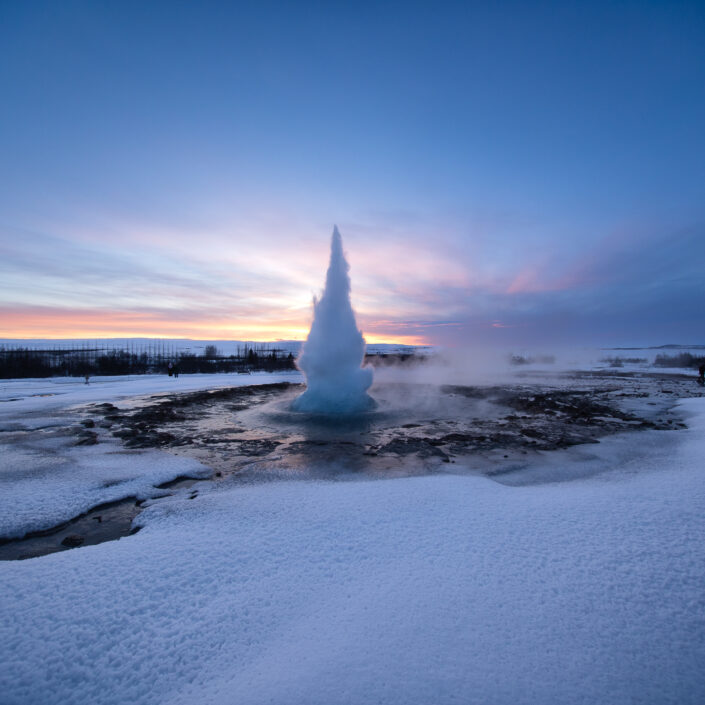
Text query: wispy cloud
1 215 703 346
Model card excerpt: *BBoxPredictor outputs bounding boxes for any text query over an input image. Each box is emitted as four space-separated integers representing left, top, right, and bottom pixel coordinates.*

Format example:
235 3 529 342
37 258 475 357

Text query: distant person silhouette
698 363 705 386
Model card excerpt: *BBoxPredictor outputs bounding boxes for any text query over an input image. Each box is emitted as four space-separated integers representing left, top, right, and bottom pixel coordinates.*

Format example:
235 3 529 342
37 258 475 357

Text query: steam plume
292 226 374 413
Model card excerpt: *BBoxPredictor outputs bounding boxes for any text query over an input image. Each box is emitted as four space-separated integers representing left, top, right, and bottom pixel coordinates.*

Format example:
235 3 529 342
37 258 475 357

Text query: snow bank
0 440 209 538
1 400 704 704
0 372 299 537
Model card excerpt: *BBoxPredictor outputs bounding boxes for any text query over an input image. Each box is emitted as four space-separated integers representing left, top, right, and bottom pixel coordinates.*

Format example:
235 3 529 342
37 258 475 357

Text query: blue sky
1 0 703 345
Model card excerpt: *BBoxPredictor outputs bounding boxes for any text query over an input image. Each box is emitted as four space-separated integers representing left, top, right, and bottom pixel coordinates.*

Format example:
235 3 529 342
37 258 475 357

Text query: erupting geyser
292 226 375 413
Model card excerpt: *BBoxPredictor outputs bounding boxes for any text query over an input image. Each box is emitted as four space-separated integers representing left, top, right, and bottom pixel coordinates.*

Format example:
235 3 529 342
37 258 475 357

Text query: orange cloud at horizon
0 305 427 346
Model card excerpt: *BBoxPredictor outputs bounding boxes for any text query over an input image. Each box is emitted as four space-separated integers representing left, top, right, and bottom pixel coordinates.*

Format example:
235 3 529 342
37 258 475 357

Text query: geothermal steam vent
292 226 374 413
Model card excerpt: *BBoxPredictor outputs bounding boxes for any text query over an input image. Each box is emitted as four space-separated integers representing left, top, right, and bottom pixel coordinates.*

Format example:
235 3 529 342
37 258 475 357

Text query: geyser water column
292 226 375 413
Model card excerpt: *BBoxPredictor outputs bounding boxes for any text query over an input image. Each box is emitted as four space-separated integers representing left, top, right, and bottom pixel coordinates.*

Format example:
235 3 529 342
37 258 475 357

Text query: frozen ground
0 373 704 704
0 370 303 413
0 372 300 538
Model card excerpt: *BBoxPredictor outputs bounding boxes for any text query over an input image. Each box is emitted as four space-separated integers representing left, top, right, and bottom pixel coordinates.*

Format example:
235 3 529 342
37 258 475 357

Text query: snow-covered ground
0 372 301 537
0 370 303 413
0 374 704 703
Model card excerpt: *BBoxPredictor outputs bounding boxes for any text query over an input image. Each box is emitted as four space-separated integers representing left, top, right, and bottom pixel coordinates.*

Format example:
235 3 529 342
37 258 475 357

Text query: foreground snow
0 443 209 538
1 399 703 704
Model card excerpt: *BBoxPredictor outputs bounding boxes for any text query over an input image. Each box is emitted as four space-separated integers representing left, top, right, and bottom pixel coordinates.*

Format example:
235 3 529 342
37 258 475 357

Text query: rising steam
292 226 374 413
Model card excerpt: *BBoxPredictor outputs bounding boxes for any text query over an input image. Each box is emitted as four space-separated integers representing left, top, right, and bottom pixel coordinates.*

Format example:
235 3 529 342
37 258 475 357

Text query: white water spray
292 226 374 413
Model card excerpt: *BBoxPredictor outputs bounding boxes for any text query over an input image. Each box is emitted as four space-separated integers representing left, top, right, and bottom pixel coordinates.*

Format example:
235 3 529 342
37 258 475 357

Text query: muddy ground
1 370 700 559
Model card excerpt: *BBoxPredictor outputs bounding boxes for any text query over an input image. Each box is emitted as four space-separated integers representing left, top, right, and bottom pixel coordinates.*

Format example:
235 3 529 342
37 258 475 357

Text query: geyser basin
2 371 691 559
292 226 375 413
95 372 685 485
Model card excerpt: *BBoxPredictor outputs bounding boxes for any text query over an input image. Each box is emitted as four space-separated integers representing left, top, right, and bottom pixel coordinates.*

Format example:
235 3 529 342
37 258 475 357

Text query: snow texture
0 441 209 538
0 372 299 537
293 226 374 413
1 399 704 704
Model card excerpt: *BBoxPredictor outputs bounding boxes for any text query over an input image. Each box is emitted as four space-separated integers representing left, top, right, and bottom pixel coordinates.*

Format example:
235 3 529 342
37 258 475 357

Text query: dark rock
93 403 119 412
75 431 98 446
439 432 475 443
113 428 138 439
81 419 95 428
378 437 449 460
130 406 187 424
233 439 281 456
61 534 84 548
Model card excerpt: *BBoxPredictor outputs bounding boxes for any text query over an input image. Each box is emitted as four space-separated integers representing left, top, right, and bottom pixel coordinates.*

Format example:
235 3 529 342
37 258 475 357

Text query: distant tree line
653 352 705 369
0 343 296 379
599 356 648 367
509 354 556 366
363 352 428 368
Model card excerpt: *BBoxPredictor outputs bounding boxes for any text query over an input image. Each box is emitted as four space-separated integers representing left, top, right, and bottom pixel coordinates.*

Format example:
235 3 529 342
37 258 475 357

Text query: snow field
0 398 703 705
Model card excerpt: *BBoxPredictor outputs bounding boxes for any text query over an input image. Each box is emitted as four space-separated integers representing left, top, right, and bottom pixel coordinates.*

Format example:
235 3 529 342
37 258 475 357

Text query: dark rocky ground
2 370 700 559
94 373 692 475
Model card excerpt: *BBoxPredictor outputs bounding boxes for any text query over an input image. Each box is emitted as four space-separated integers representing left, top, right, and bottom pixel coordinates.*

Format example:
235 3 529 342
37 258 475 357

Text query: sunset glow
0 305 426 345
1 3 703 347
